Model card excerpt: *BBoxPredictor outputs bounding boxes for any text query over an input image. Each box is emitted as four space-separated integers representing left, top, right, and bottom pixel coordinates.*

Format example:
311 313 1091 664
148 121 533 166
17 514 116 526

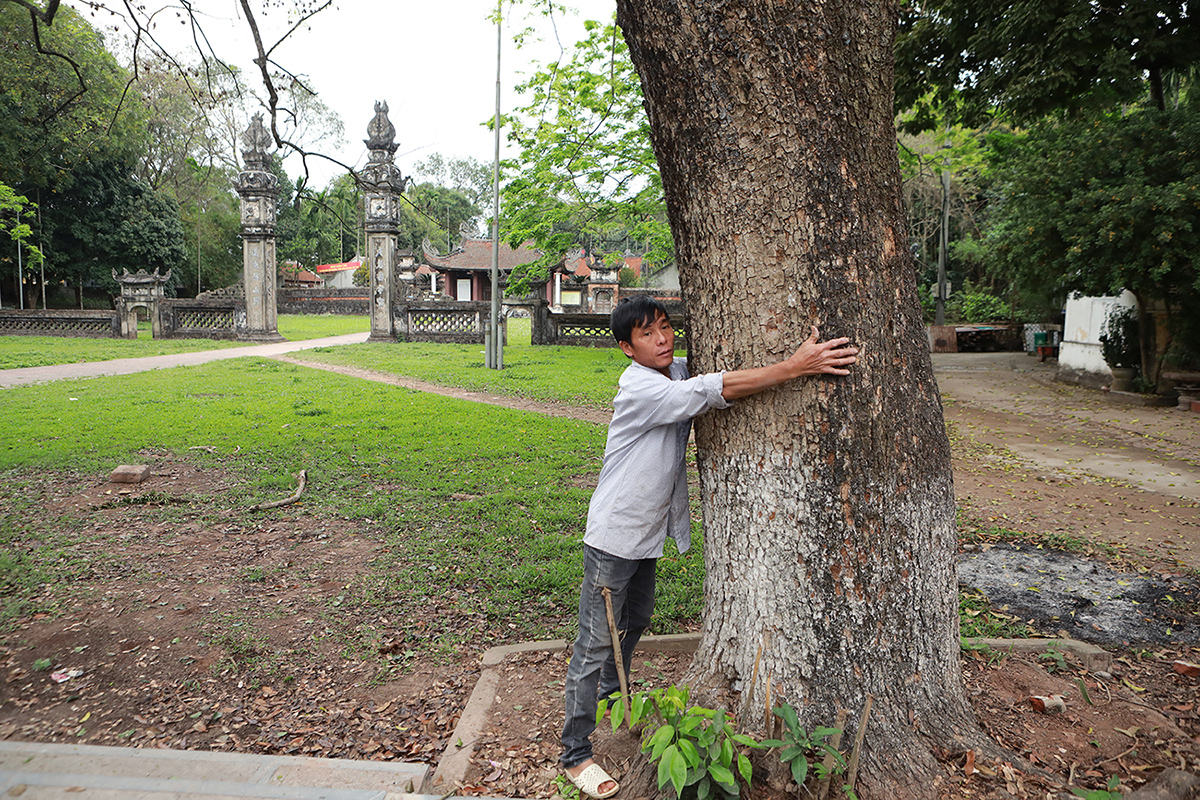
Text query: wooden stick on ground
738 630 770 732
815 707 848 800
845 695 874 796
601 587 630 720
248 469 307 511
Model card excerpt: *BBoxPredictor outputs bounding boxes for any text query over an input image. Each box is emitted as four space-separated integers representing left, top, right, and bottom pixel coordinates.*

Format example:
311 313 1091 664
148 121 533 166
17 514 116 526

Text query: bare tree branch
1 0 61 25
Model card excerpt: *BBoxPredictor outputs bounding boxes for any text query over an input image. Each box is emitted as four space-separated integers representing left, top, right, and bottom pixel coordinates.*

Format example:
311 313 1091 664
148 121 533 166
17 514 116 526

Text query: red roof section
423 239 540 272
314 260 362 274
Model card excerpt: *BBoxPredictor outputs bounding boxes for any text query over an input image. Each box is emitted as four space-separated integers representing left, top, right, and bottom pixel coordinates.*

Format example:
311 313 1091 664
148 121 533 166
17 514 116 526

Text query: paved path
0 333 370 389
933 352 1200 503
0 738 441 799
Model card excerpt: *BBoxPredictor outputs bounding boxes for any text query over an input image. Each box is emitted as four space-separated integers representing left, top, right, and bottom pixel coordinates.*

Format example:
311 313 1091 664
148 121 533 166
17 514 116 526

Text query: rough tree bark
615 0 987 796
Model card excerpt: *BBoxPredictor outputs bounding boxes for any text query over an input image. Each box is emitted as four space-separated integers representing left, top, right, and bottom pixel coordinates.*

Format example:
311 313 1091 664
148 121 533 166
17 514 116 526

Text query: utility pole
16 207 23 310
486 0 504 369
935 133 951 327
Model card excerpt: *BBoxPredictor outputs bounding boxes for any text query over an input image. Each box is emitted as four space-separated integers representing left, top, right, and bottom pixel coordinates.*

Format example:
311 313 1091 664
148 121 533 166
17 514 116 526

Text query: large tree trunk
616 1 985 796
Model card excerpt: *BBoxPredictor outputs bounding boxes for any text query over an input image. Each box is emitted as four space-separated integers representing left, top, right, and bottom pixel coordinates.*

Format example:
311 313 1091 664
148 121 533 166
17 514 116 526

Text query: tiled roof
423 239 540 272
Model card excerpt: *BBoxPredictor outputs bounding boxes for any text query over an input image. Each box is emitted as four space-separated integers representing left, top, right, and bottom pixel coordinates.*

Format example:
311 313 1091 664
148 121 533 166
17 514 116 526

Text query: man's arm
720 326 858 401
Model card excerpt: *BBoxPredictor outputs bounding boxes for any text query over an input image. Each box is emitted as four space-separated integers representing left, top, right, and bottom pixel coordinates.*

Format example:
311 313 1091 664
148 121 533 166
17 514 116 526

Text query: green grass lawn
0 314 368 370
0 326 1021 645
276 313 368 341
294 317 671 409
0 356 708 639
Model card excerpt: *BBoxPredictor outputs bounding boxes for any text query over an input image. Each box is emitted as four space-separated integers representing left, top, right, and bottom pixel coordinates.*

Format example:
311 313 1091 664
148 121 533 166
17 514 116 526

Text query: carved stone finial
364 100 399 156
241 113 274 171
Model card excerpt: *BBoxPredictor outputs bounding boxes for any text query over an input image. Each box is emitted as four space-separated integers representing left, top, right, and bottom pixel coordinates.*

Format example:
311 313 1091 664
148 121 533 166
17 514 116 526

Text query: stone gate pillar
235 114 283 342
361 101 407 342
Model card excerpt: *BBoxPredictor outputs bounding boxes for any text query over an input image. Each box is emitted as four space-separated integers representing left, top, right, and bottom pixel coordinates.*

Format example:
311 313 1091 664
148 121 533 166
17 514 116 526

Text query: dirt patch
0 459 477 766
459 646 1200 799
958 542 1200 646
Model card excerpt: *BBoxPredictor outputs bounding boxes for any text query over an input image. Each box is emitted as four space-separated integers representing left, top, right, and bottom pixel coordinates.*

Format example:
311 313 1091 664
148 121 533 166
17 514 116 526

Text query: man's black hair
610 295 669 344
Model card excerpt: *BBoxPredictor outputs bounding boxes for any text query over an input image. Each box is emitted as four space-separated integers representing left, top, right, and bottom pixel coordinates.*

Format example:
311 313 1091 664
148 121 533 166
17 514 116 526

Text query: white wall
1059 291 1137 381
326 269 359 290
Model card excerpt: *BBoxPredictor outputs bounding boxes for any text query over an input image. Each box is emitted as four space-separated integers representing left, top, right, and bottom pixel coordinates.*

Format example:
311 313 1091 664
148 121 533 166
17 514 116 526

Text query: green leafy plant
552 772 582 800
959 588 1033 638
1071 775 1122 799
1037 647 1068 673
759 703 847 792
600 685 757 800
958 291 1011 323
1099 305 1139 370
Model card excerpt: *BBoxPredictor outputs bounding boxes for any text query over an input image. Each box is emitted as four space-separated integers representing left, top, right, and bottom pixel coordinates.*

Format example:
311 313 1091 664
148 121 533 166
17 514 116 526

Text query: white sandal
568 762 620 799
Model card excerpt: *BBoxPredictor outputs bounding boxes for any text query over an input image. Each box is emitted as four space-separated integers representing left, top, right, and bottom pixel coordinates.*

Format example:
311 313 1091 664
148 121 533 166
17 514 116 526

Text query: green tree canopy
985 107 1200 374
501 18 670 293
40 157 188 297
412 154 492 207
405 182 480 254
0 182 45 295
0 3 142 190
895 0 1199 129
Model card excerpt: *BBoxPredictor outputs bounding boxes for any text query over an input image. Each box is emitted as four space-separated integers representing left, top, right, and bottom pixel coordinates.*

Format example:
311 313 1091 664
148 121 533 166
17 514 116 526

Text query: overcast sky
99 0 619 187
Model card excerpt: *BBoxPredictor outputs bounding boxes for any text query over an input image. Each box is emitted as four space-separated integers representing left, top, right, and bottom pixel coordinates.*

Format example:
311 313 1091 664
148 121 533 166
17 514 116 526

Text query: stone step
0 740 435 800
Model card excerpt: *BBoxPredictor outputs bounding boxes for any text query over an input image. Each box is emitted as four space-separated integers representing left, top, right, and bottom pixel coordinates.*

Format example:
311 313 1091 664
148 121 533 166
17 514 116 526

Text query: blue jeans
561 545 656 769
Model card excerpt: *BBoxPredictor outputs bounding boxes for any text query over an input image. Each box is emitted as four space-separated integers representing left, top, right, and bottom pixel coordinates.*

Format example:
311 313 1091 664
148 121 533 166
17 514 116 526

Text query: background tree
894 0 1199 129
179 167 243 295
127 64 242 296
501 19 670 293
39 156 187 305
404 182 481 253
985 108 1200 381
0 182 45 306
896 0 1200 382
895 122 1016 323
412 153 493 207
615 1 985 796
0 3 141 191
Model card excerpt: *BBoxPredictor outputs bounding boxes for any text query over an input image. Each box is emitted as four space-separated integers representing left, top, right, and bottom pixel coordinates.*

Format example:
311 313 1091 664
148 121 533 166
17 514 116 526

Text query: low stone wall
531 304 690 348
158 299 242 339
0 309 119 338
393 301 506 344
535 311 614 347
278 288 369 315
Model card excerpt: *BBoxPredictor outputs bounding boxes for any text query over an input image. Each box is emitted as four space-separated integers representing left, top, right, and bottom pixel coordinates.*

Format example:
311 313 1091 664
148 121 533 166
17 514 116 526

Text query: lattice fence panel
559 322 611 340
409 310 479 334
178 308 235 330
0 316 114 336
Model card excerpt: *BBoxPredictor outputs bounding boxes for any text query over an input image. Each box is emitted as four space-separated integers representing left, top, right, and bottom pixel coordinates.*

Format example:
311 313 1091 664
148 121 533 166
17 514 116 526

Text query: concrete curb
963 637 1113 672
430 633 1114 792
0 739 432 799
426 634 697 792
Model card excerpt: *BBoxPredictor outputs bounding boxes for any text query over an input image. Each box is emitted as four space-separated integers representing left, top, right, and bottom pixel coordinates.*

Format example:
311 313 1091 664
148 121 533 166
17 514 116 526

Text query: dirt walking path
277 350 1200 571
935 353 1200 570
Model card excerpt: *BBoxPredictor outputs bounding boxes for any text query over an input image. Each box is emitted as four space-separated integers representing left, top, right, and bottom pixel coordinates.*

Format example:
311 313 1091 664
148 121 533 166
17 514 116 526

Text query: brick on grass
110 464 151 484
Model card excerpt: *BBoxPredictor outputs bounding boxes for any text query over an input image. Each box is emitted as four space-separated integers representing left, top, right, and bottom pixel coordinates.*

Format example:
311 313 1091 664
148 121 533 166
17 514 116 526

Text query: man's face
619 312 675 375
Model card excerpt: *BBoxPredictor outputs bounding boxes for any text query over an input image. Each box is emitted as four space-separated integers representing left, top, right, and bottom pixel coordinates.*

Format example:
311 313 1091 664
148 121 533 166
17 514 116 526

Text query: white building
1057 291 1138 387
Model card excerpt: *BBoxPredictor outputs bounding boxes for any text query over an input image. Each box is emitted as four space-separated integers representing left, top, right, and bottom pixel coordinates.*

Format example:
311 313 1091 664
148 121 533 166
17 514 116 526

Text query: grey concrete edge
430 633 1112 792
